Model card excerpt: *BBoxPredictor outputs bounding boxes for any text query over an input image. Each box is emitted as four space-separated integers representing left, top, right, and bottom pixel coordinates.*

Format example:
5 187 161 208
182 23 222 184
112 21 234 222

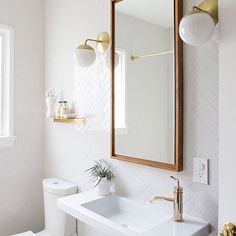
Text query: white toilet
13 178 77 236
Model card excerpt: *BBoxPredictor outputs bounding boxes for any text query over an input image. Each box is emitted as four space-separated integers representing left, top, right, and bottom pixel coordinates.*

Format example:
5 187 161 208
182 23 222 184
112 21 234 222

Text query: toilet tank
43 178 77 236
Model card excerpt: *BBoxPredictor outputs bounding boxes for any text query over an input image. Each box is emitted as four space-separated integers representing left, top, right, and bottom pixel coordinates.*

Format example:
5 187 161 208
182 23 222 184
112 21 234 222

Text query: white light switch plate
193 158 209 185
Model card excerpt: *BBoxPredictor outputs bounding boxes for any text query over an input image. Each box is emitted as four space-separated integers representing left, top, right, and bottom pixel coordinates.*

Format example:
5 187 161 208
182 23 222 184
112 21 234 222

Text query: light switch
193 158 209 185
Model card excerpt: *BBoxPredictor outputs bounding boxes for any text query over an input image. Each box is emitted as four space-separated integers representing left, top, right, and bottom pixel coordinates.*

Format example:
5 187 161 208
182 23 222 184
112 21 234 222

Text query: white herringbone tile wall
44 0 219 235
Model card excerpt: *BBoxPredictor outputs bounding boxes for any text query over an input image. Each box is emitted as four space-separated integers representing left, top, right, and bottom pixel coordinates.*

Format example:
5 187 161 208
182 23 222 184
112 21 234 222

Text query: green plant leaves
85 159 115 187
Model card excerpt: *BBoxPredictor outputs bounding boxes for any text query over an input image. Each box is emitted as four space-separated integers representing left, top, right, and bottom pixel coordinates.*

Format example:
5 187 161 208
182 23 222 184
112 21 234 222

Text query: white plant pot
96 179 111 196
46 97 57 117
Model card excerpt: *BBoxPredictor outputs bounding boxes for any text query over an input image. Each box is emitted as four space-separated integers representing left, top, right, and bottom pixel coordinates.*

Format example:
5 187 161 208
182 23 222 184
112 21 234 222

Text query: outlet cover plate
193 158 209 185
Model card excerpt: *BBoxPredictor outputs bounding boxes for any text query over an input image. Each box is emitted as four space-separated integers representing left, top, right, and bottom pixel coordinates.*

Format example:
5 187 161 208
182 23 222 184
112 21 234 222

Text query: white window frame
115 48 127 135
0 24 16 147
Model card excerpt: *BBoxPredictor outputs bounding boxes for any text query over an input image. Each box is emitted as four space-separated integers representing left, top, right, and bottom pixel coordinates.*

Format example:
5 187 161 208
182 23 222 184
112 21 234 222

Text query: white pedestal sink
57 191 210 236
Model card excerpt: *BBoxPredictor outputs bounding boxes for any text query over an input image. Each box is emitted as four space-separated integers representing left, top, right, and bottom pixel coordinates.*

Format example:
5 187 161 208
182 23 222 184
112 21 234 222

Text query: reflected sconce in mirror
179 0 218 46
74 32 111 67
130 50 174 61
106 51 120 68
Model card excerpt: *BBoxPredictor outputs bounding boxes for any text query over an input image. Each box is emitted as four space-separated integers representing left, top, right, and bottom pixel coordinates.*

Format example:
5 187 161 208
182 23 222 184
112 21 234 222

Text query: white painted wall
115 12 174 164
44 1 219 236
218 0 236 229
0 0 45 235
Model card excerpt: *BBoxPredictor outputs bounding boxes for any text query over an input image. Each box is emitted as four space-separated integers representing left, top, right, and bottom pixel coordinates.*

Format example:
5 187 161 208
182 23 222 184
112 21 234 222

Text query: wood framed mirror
110 0 183 171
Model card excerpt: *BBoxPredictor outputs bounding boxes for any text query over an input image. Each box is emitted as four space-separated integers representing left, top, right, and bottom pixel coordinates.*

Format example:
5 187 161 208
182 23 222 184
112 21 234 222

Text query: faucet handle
170 176 181 189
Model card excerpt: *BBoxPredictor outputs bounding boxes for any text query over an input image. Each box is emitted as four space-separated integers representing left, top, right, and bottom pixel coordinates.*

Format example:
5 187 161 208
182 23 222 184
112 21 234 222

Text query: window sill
0 136 17 148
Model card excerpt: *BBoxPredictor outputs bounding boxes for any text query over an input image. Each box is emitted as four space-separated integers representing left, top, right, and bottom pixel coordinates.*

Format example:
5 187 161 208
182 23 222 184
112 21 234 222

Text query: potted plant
86 159 114 196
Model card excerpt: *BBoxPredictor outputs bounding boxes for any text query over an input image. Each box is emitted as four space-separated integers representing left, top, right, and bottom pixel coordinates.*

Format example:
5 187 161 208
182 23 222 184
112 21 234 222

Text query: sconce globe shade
179 12 215 46
106 51 120 68
74 45 96 67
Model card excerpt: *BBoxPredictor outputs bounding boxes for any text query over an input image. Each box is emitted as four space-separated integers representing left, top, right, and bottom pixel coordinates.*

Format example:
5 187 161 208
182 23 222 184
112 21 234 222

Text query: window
0 25 16 147
115 49 127 132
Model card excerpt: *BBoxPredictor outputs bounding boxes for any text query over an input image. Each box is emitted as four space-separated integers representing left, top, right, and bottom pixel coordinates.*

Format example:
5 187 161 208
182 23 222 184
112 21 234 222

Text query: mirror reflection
114 0 175 164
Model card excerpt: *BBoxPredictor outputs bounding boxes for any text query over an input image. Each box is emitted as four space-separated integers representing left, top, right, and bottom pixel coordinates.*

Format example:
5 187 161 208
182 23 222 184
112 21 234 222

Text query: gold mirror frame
110 0 183 172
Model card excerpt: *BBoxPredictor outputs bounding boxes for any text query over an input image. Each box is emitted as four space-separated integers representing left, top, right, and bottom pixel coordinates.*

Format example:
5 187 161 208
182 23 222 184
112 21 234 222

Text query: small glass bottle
60 101 70 118
55 101 63 118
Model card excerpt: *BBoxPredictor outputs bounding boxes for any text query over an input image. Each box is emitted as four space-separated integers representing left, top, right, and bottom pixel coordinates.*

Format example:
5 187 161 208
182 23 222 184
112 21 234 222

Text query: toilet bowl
12 178 77 236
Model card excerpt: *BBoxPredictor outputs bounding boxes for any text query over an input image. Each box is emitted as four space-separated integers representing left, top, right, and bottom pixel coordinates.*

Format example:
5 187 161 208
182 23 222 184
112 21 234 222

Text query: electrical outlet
193 158 209 185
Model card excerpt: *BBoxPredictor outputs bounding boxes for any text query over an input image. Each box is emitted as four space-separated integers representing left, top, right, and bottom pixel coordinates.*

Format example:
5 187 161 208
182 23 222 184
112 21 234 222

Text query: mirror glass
114 0 175 164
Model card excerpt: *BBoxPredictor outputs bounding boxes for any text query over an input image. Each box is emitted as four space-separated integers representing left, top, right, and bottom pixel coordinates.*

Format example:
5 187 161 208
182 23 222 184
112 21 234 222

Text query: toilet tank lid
43 178 77 195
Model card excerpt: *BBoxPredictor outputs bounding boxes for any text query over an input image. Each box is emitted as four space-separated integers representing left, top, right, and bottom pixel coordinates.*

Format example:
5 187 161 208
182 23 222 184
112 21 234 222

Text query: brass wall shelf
53 118 86 125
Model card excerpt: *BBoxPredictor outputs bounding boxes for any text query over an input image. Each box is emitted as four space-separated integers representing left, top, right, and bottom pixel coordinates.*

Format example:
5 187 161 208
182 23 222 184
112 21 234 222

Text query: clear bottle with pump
60 101 70 118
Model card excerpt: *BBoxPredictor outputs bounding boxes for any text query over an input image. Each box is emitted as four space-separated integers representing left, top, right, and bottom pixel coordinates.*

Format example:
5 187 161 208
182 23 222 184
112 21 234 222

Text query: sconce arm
192 6 209 15
81 32 110 53
85 38 103 45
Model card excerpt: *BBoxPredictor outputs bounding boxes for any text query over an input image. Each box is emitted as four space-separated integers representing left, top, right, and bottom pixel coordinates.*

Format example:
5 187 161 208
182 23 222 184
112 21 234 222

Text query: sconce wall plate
198 0 218 24
96 32 111 53
186 0 218 24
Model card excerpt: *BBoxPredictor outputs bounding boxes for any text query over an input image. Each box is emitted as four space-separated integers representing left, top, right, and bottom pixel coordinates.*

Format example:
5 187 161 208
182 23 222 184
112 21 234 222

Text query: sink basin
57 191 210 236
81 194 170 233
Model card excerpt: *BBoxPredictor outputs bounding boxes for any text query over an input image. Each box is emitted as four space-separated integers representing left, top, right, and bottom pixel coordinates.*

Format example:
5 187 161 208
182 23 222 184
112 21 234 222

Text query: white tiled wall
44 0 219 235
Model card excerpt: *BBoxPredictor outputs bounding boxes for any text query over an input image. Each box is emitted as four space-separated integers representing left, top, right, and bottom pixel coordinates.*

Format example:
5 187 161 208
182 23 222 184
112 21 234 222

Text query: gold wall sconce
179 0 218 46
74 32 110 67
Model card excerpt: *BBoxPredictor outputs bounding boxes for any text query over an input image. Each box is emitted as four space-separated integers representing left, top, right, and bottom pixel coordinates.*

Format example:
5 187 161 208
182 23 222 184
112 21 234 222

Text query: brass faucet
151 176 183 222
220 223 236 236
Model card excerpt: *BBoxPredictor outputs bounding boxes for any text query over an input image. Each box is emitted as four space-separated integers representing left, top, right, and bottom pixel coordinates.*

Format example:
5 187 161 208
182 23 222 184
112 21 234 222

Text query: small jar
55 101 63 118
60 101 70 118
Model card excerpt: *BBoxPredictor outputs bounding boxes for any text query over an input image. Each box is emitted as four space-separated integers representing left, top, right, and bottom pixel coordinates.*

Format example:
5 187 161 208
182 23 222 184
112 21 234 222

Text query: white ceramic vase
46 97 57 117
96 179 111 196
